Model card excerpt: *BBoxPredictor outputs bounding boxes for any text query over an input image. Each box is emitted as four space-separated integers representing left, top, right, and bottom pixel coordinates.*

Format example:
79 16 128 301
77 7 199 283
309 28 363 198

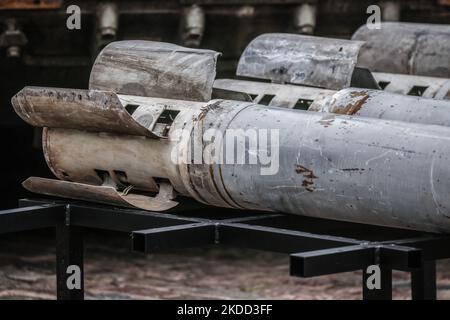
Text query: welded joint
360 243 423 270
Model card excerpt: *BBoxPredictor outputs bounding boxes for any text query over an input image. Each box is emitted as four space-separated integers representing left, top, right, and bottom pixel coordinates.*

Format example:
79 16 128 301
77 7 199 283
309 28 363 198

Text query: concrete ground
0 230 449 300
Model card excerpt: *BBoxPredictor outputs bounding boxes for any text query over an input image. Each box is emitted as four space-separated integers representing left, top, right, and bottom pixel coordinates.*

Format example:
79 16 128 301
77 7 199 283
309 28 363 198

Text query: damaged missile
11 88 450 233
11 40 450 234
227 32 450 99
352 22 450 78
12 42 450 233
214 33 450 126
91 39 450 128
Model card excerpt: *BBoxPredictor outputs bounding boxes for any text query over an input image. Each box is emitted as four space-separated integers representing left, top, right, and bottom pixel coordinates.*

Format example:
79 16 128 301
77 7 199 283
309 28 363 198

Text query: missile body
11 39 450 233
353 22 450 78
12 86 450 233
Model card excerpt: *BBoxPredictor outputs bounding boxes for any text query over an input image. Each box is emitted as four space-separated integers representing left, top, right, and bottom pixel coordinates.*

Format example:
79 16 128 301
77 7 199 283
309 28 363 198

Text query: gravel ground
0 230 449 300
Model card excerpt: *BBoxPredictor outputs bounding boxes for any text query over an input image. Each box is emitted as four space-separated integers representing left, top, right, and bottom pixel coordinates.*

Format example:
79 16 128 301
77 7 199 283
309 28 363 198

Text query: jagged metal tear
89 40 220 102
236 33 367 90
23 177 179 212
11 86 178 139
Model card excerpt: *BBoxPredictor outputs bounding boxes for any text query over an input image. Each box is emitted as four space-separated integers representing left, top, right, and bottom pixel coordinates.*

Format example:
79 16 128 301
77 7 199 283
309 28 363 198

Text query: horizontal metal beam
220 213 283 223
132 223 216 253
218 223 358 253
290 245 375 277
290 243 424 277
379 245 423 270
0 204 65 234
383 235 450 261
19 198 72 207
13 199 450 265
67 204 203 232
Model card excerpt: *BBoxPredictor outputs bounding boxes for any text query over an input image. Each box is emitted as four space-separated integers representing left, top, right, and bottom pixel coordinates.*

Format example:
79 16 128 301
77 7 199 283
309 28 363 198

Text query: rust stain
349 91 369 98
335 91 369 115
295 165 318 192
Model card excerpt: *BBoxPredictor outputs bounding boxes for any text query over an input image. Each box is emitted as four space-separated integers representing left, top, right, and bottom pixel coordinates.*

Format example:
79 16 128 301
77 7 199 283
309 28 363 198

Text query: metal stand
56 222 84 300
1 198 448 300
362 266 392 300
411 261 437 300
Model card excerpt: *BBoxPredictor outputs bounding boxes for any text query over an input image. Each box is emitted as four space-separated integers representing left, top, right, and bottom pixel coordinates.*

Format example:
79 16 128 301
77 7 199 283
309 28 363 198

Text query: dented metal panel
353 22 450 78
23 177 178 212
11 86 199 139
308 88 450 127
89 40 220 102
236 33 364 90
234 33 450 100
21 91 208 211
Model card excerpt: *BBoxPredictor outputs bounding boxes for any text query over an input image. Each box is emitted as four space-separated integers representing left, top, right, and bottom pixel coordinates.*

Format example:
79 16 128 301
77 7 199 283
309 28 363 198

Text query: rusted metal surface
308 88 450 127
236 33 364 90
89 40 219 102
0 0 61 10
194 101 450 233
22 177 178 212
13 87 208 211
352 22 450 78
11 86 195 139
13 36 450 233
13 84 450 232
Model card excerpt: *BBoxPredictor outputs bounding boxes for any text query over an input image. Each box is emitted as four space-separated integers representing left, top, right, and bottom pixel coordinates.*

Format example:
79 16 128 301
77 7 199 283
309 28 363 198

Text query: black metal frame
1 198 449 300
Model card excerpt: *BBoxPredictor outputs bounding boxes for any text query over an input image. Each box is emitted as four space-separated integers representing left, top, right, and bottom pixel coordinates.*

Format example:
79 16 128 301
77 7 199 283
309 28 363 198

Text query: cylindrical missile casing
40 97 450 233
353 22 450 78
308 88 450 127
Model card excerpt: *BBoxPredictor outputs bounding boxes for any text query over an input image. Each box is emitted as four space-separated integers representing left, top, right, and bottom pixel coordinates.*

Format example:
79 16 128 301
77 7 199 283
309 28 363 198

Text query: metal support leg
56 222 84 300
411 260 437 300
362 266 392 300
